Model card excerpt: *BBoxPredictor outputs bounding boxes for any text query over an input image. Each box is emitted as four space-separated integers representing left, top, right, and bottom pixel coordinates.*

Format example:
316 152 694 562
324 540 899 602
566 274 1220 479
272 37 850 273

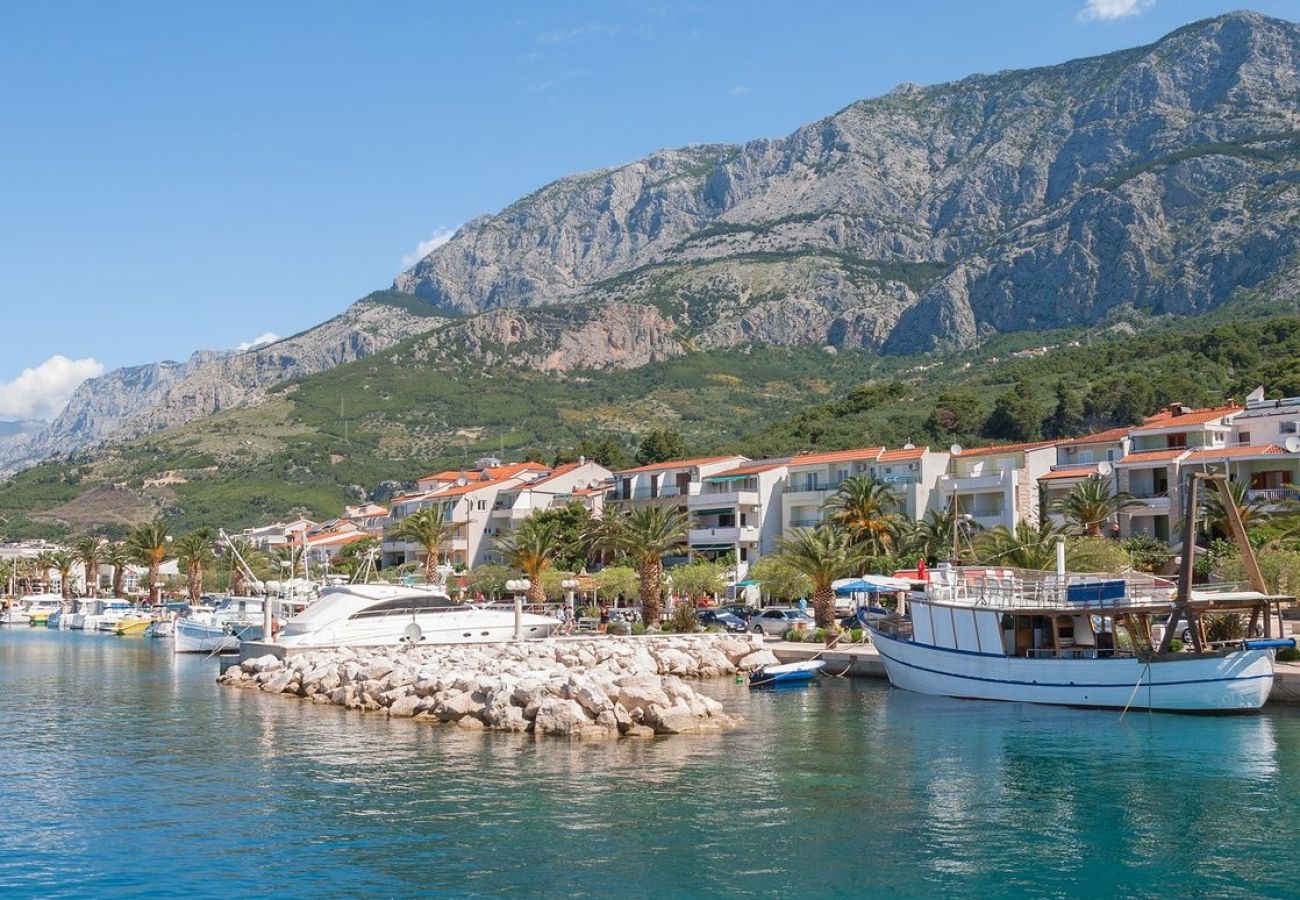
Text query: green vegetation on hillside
2 310 1298 539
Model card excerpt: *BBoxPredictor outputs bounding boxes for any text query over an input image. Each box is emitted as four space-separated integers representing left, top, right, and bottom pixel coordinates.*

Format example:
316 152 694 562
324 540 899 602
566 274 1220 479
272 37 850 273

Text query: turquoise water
2 629 1298 899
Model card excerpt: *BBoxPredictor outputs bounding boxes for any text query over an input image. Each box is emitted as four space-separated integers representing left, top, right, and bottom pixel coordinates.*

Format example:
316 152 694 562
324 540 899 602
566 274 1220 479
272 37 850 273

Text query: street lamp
561 578 579 624
505 578 531 641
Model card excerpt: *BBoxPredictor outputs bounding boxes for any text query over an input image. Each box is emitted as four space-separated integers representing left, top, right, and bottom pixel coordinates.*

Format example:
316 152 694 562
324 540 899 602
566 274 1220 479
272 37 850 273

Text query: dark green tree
529 501 595 571
1042 380 1085 439
635 428 688 466
981 381 1043 442
924 388 985 440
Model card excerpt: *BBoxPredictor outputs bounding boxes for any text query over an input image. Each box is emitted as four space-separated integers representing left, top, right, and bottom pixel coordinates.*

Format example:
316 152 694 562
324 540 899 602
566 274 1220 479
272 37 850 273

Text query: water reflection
2 629 1298 899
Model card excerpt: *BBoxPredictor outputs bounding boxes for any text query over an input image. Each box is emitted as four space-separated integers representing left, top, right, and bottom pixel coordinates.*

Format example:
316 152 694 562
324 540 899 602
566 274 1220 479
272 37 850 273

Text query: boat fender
1243 638 1296 651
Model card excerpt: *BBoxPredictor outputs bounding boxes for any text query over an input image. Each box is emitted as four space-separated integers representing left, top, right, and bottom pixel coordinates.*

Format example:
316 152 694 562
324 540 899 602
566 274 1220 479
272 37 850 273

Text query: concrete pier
768 639 1300 705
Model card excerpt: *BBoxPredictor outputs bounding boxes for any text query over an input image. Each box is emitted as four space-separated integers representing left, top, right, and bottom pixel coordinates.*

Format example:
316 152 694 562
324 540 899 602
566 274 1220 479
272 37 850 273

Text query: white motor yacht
2 595 63 626
276 584 559 649
68 598 105 630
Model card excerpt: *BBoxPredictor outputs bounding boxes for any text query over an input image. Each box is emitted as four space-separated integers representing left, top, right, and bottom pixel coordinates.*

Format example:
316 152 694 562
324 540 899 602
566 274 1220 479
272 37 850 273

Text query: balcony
1126 491 1171 512
787 517 822 529
606 484 697 502
940 470 1013 491
689 526 760 546
784 481 840 495
689 490 759 509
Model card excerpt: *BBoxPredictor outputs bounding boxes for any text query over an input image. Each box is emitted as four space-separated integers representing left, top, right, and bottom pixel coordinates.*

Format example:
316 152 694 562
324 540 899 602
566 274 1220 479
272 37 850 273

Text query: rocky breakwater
219 636 781 739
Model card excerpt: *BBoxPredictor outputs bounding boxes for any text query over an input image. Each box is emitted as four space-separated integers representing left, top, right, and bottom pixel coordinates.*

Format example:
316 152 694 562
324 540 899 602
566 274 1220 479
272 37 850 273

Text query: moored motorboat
173 598 265 653
87 600 134 632
749 659 826 686
274 584 559 650
115 613 154 635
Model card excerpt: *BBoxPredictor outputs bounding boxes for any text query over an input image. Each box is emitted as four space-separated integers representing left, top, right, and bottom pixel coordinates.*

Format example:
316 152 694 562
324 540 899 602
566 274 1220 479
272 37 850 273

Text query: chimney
579 455 586 466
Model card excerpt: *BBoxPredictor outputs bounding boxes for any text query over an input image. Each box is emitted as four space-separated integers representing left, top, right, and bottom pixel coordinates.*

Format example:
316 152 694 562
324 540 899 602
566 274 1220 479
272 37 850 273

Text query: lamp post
505 579 530 640
562 578 579 627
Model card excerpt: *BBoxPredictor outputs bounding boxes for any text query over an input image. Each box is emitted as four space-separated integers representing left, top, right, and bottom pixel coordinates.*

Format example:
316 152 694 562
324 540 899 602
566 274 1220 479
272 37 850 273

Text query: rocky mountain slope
399 11 1300 354
0 293 447 474
3 11 1298 477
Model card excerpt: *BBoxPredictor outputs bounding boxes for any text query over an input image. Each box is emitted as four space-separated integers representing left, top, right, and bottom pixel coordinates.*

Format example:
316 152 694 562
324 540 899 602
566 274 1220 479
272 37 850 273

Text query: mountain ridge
2 10 1298 479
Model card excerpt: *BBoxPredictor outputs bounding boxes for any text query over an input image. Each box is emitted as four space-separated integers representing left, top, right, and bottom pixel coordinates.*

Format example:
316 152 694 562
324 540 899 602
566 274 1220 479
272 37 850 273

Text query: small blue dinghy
750 659 826 687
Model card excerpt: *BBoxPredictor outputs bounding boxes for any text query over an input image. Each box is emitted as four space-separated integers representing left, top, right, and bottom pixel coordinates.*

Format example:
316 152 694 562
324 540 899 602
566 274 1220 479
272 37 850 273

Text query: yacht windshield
349 595 458 619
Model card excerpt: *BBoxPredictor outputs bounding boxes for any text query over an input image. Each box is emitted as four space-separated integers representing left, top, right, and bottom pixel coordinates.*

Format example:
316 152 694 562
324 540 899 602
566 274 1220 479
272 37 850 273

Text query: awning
690 544 735 552
707 475 751 482
735 579 760 587
691 508 734 517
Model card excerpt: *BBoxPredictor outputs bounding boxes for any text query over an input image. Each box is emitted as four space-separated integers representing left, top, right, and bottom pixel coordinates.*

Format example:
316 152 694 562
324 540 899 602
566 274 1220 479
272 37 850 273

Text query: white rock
533 698 593 736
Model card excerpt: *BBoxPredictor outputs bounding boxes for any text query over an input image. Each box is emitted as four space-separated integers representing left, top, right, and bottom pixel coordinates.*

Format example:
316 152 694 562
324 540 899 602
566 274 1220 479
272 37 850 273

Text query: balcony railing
1248 488 1300 503
1128 489 1169 500
784 481 839 494
788 518 822 528
606 484 693 502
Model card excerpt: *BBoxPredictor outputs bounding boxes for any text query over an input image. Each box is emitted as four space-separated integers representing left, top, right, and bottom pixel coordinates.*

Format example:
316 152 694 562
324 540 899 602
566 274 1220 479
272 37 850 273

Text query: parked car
718 603 759 621
750 607 815 637
698 609 748 633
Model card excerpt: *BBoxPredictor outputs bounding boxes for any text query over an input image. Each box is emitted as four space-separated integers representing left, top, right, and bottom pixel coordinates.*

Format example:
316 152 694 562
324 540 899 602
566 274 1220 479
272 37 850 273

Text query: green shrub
1168 637 1184 653
848 628 864 643
1277 647 1300 663
783 628 805 643
1204 613 1244 644
670 603 699 634
630 621 647 636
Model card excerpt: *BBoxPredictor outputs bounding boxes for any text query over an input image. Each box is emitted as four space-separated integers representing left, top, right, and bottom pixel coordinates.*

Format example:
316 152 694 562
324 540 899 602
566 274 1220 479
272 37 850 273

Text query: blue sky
0 0 1295 420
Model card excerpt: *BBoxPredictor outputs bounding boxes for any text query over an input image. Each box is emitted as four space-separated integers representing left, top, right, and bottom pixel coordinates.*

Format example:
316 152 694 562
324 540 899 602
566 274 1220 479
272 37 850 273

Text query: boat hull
751 660 827 686
867 627 1273 712
173 619 262 653
115 617 152 636
277 610 559 650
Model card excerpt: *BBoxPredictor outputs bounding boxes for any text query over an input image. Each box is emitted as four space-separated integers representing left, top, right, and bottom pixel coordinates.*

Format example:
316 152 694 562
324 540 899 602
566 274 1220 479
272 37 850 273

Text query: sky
0 0 1296 421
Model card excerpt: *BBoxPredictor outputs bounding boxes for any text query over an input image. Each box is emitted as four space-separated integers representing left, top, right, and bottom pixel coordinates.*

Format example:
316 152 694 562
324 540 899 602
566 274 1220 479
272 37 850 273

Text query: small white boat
275 584 559 649
87 600 134 632
174 597 266 653
2 595 63 626
749 659 826 686
68 598 106 630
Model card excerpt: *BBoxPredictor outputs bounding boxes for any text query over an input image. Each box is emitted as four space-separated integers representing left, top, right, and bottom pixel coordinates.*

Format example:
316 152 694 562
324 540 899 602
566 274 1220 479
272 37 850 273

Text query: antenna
1097 461 1113 476
1287 436 1300 454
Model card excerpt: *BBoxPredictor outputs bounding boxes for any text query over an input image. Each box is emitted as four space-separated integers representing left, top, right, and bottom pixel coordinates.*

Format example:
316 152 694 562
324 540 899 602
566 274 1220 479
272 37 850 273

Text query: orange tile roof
1133 405 1241 431
1116 449 1188 465
432 477 515 498
877 446 928 462
301 530 369 548
787 446 883 467
708 460 788 478
525 462 582 488
615 455 744 475
1184 444 1288 462
1057 427 1130 447
1038 465 1100 481
957 440 1057 458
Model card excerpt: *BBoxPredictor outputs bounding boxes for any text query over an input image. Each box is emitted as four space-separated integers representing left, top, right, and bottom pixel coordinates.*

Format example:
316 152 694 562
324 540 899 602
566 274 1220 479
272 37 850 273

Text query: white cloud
0 355 105 421
731 85 751 96
1078 0 1154 22
236 332 281 352
400 226 456 268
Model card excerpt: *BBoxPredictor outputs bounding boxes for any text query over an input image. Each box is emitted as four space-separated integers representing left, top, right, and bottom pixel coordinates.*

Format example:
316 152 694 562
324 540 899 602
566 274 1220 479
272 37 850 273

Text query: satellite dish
949 444 964 456
903 442 916 450
401 622 423 644
1097 461 1113 476
1286 436 1300 454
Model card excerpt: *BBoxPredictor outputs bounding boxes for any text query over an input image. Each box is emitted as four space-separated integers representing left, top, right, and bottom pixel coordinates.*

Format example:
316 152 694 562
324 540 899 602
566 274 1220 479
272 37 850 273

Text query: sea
1 627 1297 899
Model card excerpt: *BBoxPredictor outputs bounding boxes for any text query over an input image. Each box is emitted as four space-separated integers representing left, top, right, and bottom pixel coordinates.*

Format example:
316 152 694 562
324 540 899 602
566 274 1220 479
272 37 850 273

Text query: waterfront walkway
766 639 1300 705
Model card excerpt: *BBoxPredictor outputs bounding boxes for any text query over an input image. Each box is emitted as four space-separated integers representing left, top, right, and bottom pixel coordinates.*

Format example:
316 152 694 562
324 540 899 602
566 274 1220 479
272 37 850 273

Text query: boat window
350 595 456 619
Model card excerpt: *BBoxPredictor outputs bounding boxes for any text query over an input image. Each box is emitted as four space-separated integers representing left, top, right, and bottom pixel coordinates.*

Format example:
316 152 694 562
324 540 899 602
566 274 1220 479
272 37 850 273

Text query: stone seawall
219 636 782 739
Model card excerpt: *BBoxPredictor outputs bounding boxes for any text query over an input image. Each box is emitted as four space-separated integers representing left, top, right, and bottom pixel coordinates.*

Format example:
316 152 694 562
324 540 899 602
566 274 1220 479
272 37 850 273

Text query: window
1238 431 1250 444
1283 422 1299 435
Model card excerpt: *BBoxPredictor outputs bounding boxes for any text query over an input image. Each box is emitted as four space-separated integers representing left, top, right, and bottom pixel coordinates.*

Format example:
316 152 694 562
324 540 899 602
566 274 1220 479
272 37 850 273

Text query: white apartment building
781 445 950 533
1116 404 1240 543
688 459 788 580
607 456 748 508
1039 427 1130 529
938 441 1058 530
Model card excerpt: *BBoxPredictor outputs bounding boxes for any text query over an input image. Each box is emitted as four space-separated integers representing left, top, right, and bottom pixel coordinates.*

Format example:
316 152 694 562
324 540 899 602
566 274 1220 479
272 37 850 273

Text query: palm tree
1202 478 1270 540
73 536 103 597
128 519 170 605
173 529 213 605
34 551 56 594
50 550 76 606
773 526 861 629
973 520 1069 570
602 505 691 625
104 543 131 598
389 506 454 584
496 516 563 605
1050 476 1141 537
823 475 903 556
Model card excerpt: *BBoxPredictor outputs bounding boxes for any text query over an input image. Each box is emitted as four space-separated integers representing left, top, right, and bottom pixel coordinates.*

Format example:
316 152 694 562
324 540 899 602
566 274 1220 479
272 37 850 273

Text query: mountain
0 292 450 474
1 11 1298 499
399 11 1299 354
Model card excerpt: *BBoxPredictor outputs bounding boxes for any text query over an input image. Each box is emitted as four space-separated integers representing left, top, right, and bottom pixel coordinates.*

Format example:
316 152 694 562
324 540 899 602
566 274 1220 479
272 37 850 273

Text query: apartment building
1116 404 1240 543
1218 390 1300 510
938 441 1058 530
607 456 748 508
384 458 612 570
1039 427 1130 529
782 445 950 533
688 459 788 580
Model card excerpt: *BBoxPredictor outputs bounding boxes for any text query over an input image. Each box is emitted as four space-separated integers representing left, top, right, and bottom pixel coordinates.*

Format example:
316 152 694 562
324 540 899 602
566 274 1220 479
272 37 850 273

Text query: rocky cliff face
0 294 447 473
398 12 1300 353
